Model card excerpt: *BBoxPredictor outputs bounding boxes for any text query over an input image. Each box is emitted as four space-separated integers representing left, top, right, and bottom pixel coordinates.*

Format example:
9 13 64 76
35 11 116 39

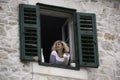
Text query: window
19 3 99 69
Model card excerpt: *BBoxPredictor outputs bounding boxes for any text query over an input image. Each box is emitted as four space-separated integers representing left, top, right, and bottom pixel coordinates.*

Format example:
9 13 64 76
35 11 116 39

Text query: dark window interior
64 24 69 44
40 14 67 63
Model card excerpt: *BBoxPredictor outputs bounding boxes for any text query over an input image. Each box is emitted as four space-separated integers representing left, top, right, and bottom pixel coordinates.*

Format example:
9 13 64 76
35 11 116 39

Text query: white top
50 50 70 65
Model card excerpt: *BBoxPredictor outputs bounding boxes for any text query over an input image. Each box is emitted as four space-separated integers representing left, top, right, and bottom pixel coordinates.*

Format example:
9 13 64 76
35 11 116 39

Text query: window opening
40 9 75 67
41 14 68 63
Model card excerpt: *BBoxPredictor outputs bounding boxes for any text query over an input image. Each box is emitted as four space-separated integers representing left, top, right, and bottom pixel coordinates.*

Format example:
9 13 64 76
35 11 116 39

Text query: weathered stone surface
11 67 21 72
115 26 120 33
101 41 113 50
0 0 10 3
91 0 98 2
116 63 120 69
9 21 17 25
111 9 120 15
0 59 11 65
97 32 103 37
0 74 8 80
114 52 120 69
0 66 8 72
9 76 21 80
118 36 120 43
0 6 3 10
87 73 97 80
0 19 8 24
96 75 110 80
0 51 8 58
116 77 120 80
104 33 115 40
99 51 110 59
115 69 120 76
100 56 116 67
21 76 32 80
113 1 120 9
98 66 114 75
0 27 6 36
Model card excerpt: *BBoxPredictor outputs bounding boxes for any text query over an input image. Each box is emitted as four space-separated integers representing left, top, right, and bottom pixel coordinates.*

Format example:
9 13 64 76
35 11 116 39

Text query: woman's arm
49 51 56 64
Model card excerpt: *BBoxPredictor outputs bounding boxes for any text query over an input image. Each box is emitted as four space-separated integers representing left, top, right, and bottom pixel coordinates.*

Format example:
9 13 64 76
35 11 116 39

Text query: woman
49 40 70 66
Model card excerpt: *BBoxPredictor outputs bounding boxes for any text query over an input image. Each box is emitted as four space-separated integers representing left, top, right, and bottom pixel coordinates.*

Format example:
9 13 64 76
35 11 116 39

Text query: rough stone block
9 76 21 80
96 75 110 80
98 66 114 79
115 26 120 33
0 6 3 10
104 33 115 40
91 0 98 2
0 66 8 72
0 27 6 36
113 1 119 9
101 41 113 50
9 21 17 25
100 56 116 67
0 19 8 24
0 74 8 80
118 36 120 44
0 0 9 3
115 69 120 76
98 32 103 37
116 77 120 80
0 51 8 58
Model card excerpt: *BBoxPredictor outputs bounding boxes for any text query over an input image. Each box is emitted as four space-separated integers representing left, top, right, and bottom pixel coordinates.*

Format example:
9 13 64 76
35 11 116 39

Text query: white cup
70 63 76 67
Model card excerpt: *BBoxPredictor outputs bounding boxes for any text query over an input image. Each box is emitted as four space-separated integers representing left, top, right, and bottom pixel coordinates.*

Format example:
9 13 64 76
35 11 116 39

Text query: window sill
30 62 88 80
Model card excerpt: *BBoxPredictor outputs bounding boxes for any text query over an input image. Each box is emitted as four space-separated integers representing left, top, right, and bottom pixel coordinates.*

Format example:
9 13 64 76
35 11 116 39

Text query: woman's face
55 42 63 51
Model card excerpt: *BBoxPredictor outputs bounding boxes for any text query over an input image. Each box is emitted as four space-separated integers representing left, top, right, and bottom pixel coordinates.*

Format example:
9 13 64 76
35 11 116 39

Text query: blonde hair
51 40 69 53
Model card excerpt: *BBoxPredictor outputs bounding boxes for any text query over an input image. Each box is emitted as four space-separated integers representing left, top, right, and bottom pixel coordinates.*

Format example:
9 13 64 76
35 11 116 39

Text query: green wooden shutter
77 13 99 67
19 4 41 61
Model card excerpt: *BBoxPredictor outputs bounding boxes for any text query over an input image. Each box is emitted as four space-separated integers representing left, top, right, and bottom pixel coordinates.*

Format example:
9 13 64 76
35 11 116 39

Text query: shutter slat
79 15 93 32
25 36 37 38
25 43 37 47
77 13 99 67
82 50 94 53
25 40 37 43
24 16 36 20
80 23 92 26
24 7 37 24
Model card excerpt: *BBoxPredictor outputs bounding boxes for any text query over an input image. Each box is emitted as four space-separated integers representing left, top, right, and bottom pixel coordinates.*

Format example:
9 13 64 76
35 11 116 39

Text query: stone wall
86 0 120 80
0 0 120 80
0 0 32 80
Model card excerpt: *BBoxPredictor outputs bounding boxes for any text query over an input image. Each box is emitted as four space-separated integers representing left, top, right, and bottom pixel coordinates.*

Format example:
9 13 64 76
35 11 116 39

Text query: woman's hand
63 53 70 65
33 56 39 61
63 53 69 58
